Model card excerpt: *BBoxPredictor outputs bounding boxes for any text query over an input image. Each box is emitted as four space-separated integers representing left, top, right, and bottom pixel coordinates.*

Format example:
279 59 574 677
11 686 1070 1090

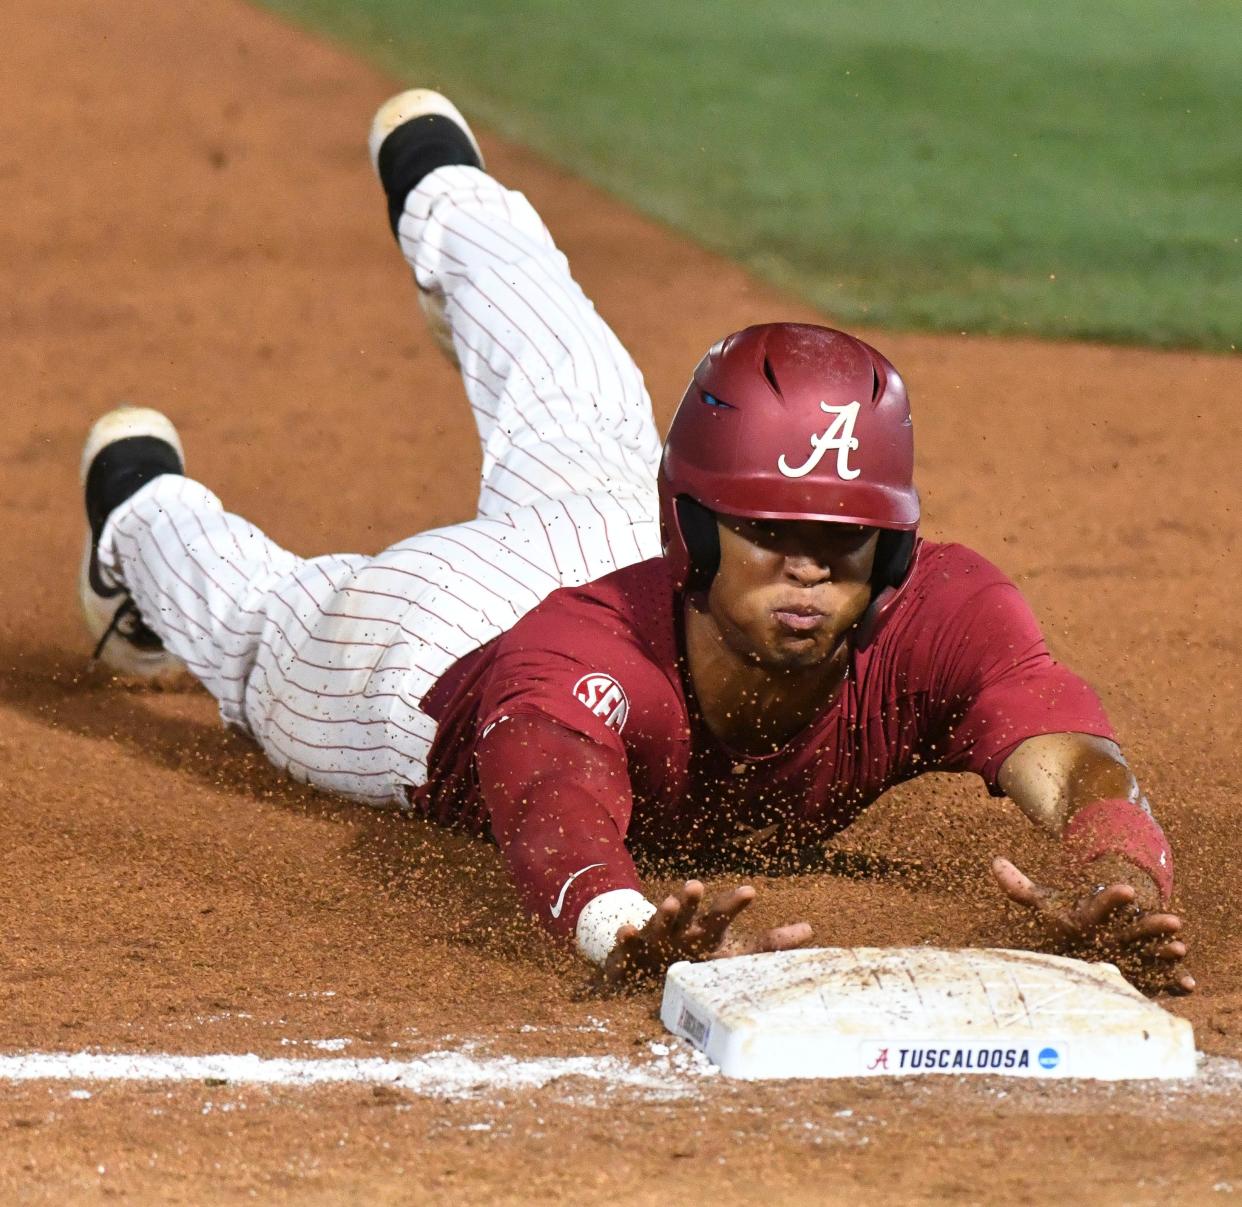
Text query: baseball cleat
369 89 485 367
79 406 186 680
368 89 485 217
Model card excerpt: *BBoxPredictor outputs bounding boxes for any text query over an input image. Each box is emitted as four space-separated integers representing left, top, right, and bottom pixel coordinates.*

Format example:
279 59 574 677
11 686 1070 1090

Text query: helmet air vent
761 355 781 396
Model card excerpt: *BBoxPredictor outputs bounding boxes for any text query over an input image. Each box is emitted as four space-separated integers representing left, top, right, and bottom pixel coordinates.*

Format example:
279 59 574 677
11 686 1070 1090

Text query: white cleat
367 89 484 179
369 89 486 368
79 406 187 681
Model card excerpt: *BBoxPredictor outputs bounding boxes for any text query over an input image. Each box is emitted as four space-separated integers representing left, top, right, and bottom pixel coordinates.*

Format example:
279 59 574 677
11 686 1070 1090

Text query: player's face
708 516 878 669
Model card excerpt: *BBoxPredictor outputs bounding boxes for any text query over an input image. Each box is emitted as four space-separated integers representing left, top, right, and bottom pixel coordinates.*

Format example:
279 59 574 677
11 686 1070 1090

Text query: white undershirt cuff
575 889 657 967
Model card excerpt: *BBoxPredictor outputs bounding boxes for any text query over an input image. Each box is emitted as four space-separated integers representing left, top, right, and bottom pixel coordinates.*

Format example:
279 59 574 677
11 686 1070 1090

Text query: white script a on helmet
777 400 861 480
572 673 630 733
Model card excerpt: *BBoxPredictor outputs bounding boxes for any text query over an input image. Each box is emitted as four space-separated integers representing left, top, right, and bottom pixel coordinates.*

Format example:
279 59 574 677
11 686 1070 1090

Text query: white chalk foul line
5 1048 1234 1103
0 1049 707 1099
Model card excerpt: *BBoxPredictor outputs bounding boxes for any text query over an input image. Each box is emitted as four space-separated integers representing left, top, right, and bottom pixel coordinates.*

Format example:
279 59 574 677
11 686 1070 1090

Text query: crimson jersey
413 541 1113 933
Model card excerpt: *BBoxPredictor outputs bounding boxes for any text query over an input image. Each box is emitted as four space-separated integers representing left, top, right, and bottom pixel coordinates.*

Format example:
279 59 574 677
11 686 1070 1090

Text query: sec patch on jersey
573 673 630 733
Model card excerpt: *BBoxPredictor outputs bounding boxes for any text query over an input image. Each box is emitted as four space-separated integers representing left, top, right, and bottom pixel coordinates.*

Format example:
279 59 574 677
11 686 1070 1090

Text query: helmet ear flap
676 496 720 590
855 529 919 650
872 529 917 592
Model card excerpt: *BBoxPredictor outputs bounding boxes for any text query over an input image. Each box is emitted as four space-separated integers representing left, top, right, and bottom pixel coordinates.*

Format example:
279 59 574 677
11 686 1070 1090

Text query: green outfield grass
260 0 1240 349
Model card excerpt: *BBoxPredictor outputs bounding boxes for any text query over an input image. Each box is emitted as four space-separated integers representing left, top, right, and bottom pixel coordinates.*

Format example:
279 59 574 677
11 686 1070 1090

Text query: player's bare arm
994 733 1192 993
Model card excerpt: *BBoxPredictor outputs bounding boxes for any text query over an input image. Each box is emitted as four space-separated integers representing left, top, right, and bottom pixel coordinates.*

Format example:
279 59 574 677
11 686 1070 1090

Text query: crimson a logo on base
572 673 630 733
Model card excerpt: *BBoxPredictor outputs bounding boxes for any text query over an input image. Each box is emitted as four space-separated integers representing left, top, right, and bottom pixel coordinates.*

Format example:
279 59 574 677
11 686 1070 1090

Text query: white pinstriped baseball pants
96 166 663 805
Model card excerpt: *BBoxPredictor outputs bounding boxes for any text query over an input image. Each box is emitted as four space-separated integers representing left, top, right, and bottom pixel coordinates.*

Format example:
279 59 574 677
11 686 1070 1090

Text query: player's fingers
704 921 812 961
1075 883 1137 929
1117 912 1182 944
1145 963 1197 995
989 857 1044 908
747 922 814 954
601 926 654 985
641 895 683 947
1150 940 1188 960
667 881 705 939
702 884 756 920
658 894 683 921
989 860 1083 938
695 886 756 950
614 923 642 946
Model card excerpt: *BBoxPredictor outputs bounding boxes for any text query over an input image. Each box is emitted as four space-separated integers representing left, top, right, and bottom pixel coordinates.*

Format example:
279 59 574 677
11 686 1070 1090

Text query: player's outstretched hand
990 856 1194 994
600 880 813 988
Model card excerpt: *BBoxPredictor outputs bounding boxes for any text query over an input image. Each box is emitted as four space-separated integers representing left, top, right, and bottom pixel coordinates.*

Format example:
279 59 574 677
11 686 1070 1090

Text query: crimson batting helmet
658 323 921 635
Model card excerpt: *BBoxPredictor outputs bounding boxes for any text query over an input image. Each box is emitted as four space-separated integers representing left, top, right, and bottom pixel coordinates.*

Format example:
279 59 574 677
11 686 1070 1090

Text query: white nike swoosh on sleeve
550 863 607 918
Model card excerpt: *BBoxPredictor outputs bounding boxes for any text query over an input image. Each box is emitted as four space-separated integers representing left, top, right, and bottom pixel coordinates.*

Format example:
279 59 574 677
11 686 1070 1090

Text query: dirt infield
2 0 1240 1201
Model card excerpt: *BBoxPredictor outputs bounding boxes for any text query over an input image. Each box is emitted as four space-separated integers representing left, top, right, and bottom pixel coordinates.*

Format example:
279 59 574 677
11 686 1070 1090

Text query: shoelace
89 596 162 666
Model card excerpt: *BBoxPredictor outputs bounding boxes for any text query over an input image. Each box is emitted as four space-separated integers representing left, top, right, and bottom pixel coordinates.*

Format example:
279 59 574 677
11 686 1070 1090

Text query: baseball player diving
77 90 1193 993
